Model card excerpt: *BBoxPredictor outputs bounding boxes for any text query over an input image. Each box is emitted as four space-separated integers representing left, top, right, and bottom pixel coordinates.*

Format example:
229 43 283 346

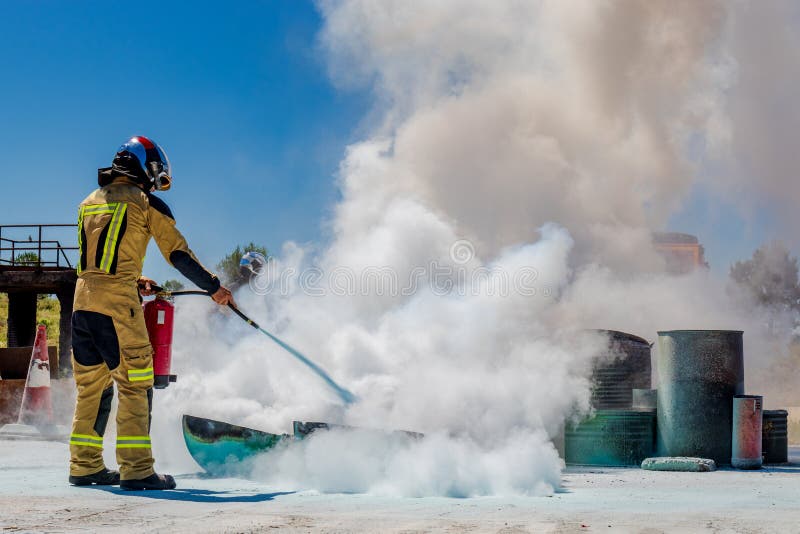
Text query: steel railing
0 224 78 269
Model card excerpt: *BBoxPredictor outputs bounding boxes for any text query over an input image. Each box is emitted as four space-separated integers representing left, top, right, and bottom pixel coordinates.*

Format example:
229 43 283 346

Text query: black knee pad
71 311 121 369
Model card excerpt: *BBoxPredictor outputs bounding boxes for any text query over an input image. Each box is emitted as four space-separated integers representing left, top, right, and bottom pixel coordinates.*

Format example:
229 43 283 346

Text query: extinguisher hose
149 285 357 405
159 290 210 297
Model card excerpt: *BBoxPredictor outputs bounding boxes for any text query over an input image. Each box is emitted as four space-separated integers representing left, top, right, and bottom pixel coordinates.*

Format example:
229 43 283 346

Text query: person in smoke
231 250 268 292
68 136 235 490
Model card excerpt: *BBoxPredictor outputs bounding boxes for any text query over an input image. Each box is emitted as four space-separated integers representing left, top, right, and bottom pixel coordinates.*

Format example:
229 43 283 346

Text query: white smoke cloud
715 1 800 241
153 223 598 494
318 0 730 271
251 428 562 497
149 0 800 495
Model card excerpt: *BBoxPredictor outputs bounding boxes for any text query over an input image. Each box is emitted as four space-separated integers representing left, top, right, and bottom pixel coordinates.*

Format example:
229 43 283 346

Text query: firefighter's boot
120 472 176 491
69 467 120 486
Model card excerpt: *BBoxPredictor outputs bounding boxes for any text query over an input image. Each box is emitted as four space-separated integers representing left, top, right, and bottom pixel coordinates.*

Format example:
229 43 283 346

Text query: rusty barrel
732 395 763 469
591 331 652 409
656 330 744 465
762 409 789 464
565 410 655 466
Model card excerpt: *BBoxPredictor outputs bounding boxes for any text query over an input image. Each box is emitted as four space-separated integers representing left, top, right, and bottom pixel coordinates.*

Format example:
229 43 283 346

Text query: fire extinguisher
143 295 177 388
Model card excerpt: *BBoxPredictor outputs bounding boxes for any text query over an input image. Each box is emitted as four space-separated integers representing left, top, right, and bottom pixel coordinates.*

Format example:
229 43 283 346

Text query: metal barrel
762 409 789 464
565 410 656 466
656 330 744 465
732 395 763 469
591 331 652 409
632 388 657 411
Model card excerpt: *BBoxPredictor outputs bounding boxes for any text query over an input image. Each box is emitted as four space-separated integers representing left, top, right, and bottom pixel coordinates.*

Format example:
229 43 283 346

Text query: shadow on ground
90 486 296 504
763 463 800 474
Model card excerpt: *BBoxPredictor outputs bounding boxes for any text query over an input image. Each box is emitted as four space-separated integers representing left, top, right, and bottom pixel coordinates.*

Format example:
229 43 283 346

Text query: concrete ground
0 439 798 533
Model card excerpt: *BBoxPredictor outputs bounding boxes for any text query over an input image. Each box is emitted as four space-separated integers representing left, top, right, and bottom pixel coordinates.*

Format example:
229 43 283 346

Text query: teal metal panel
565 410 655 466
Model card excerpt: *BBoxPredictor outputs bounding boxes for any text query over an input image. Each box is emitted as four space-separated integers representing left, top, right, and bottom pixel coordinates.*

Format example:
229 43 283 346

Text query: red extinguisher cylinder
143 296 177 388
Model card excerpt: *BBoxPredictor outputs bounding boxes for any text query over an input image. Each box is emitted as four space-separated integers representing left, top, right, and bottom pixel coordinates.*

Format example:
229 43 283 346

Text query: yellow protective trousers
69 278 155 480
69 177 218 480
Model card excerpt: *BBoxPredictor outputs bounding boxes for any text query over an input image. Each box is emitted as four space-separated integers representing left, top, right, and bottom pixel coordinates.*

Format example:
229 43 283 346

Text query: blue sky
0 1 776 285
0 1 367 283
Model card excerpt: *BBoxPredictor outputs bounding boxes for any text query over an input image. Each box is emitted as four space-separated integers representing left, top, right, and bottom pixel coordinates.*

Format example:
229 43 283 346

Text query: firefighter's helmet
110 136 172 191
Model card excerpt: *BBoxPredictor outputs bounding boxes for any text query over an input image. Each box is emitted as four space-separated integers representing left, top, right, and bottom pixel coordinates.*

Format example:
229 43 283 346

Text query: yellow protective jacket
75 175 220 314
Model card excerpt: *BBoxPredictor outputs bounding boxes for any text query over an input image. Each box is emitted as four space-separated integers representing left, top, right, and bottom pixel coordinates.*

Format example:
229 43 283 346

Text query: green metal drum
656 330 744 465
565 410 656 466
762 409 789 464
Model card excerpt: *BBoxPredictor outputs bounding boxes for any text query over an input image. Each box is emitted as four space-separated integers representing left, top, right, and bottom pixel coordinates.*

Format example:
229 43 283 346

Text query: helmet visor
154 144 172 190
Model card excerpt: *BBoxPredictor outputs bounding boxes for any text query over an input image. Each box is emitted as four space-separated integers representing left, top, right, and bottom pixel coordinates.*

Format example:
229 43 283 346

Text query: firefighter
68 136 234 490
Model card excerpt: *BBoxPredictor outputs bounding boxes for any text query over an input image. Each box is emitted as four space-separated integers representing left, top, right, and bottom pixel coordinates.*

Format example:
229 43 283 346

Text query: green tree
729 241 800 314
161 279 185 292
15 251 40 266
216 242 268 284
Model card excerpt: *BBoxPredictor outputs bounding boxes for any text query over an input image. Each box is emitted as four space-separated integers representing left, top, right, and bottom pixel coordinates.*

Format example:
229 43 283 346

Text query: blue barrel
762 410 789 464
656 330 744 465
565 410 655 466
732 395 763 469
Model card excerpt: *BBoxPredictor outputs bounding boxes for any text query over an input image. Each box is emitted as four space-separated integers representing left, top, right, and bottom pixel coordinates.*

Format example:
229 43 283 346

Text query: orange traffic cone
18 325 54 425
0 325 65 439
